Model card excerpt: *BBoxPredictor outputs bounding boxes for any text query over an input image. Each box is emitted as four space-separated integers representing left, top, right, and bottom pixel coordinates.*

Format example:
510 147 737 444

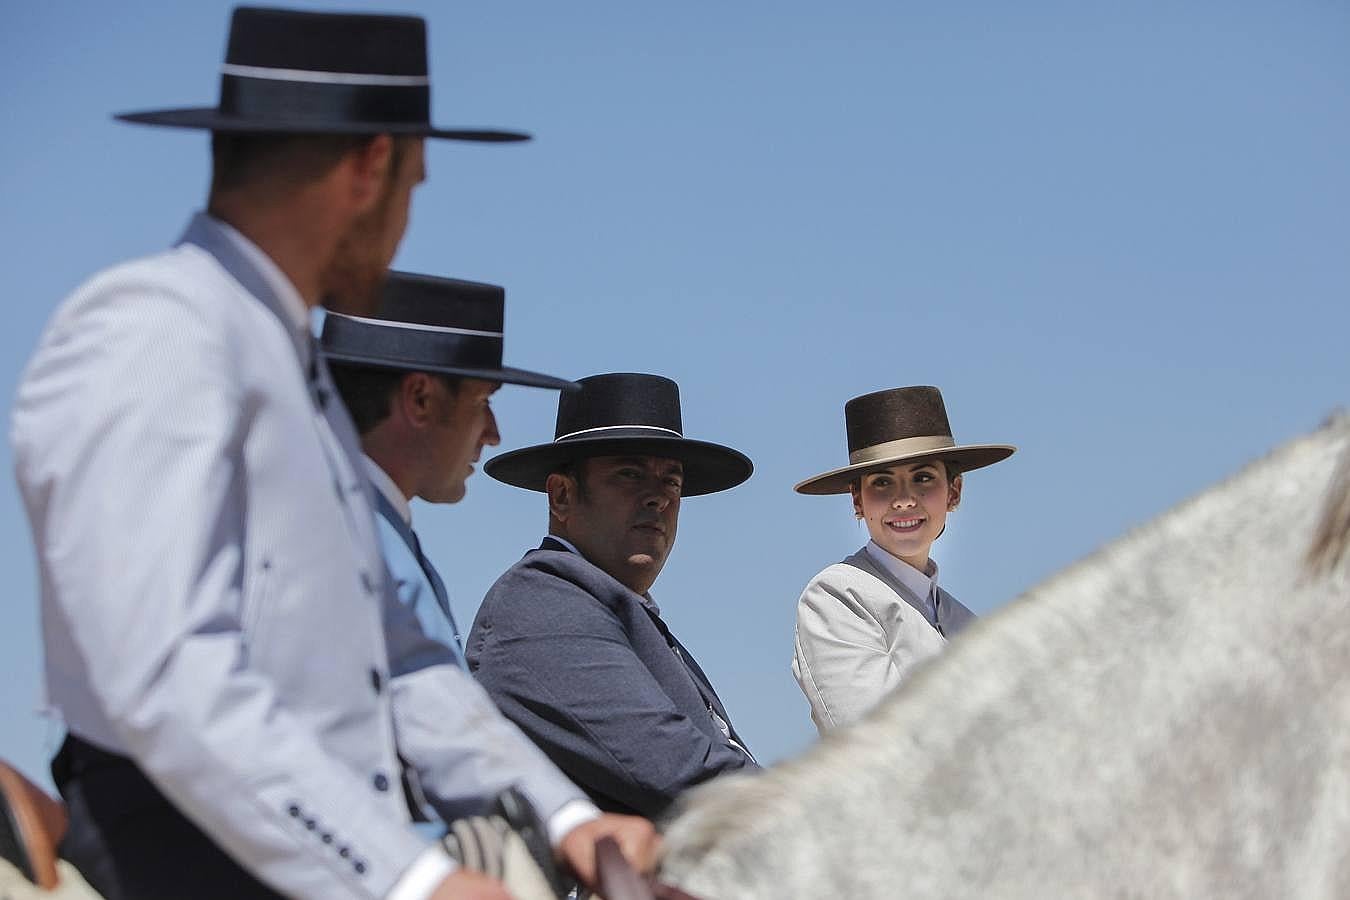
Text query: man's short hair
210 132 409 195
329 364 460 436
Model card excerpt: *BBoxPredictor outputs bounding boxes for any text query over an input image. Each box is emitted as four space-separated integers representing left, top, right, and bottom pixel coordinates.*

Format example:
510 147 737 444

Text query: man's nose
644 488 672 511
482 409 501 447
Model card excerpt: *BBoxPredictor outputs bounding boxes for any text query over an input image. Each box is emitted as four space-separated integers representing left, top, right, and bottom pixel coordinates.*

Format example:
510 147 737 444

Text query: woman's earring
854 511 864 521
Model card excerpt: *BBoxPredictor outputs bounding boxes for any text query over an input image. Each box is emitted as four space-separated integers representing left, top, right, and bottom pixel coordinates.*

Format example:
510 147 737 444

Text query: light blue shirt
365 456 466 669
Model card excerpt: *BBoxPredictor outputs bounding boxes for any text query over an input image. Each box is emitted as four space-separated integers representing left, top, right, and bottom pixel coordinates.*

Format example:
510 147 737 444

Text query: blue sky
2 1 1347 788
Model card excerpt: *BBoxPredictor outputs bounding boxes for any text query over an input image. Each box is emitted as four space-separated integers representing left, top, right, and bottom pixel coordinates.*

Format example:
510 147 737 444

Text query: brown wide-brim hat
486 373 753 497
794 385 1015 495
116 7 529 142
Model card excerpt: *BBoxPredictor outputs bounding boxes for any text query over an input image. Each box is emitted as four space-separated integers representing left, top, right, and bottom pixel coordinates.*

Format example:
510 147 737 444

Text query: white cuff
387 845 457 900
546 799 602 847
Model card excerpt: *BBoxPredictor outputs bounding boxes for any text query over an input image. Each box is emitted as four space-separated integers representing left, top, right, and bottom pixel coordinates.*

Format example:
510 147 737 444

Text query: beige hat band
848 435 955 466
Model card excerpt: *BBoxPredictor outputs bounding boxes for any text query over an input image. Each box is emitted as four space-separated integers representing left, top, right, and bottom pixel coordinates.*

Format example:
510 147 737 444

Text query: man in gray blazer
11 10 653 900
469 374 760 819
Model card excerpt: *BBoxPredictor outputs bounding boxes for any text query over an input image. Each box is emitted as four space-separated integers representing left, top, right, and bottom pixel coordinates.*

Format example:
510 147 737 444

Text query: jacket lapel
536 537 754 757
843 548 936 627
180 214 384 580
935 586 978 637
179 213 308 368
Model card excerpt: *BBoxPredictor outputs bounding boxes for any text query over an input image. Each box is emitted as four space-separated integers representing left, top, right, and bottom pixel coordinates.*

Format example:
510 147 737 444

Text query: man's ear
545 472 575 523
341 134 394 214
395 372 436 427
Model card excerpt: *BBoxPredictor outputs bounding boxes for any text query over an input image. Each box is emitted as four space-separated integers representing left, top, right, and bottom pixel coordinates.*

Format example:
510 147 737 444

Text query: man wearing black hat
467 374 761 819
11 9 653 900
322 271 576 669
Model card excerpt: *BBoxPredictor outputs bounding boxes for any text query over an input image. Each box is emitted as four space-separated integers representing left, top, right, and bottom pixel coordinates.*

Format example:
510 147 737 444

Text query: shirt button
287 804 301 818
338 847 351 859
372 772 389 792
354 861 367 875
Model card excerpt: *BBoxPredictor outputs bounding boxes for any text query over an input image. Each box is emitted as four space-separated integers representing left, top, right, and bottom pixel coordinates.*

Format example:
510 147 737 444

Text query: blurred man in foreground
11 9 654 899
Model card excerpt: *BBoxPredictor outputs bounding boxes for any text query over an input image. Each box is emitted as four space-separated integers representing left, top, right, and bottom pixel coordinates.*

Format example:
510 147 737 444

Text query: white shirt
365 455 413 526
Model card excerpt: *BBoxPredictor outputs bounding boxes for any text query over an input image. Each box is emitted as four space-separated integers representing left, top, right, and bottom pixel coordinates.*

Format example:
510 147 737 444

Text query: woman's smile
853 461 962 571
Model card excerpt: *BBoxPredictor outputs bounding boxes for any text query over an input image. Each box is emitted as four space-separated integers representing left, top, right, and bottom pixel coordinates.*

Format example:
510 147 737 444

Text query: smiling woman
789 386 1016 733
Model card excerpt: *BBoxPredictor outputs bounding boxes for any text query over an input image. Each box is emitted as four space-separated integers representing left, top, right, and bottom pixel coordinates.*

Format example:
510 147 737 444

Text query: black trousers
52 735 284 900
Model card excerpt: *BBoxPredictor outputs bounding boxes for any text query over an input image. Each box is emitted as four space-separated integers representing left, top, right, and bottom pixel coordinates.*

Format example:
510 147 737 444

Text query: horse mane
1307 415 1350 575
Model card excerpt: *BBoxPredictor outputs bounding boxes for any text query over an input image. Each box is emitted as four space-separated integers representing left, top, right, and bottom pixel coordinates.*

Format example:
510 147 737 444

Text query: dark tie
411 529 467 669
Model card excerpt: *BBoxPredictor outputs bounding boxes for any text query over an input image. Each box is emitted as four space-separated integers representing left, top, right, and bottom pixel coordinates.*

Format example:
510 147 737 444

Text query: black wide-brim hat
321 271 575 390
485 373 753 497
116 7 528 142
795 385 1015 495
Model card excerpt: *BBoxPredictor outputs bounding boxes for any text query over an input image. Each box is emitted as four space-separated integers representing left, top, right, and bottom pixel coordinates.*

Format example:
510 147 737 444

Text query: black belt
51 734 141 793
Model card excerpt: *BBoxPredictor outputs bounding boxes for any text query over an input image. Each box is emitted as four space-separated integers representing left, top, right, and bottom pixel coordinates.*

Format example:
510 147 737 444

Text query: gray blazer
468 539 758 818
11 214 583 899
792 547 976 733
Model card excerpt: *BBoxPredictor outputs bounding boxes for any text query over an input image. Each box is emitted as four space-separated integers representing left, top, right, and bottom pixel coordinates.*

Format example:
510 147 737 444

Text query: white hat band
222 63 430 87
848 435 956 466
326 312 501 338
556 424 684 442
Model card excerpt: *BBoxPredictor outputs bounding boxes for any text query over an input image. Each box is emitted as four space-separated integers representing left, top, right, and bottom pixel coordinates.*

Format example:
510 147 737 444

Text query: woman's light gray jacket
792 546 977 733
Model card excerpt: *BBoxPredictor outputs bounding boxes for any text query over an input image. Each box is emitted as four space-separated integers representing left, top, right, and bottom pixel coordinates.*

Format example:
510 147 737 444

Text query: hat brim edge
325 351 576 391
115 109 530 142
794 444 1016 495
485 436 753 497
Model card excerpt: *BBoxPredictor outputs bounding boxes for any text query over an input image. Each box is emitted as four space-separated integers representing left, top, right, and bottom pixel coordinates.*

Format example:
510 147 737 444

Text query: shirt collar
202 213 311 335
364 455 412 526
865 540 939 600
542 534 662 615
544 534 583 556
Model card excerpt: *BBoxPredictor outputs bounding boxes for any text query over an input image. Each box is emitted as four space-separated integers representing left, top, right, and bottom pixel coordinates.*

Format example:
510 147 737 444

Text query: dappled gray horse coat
662 415 1350 899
